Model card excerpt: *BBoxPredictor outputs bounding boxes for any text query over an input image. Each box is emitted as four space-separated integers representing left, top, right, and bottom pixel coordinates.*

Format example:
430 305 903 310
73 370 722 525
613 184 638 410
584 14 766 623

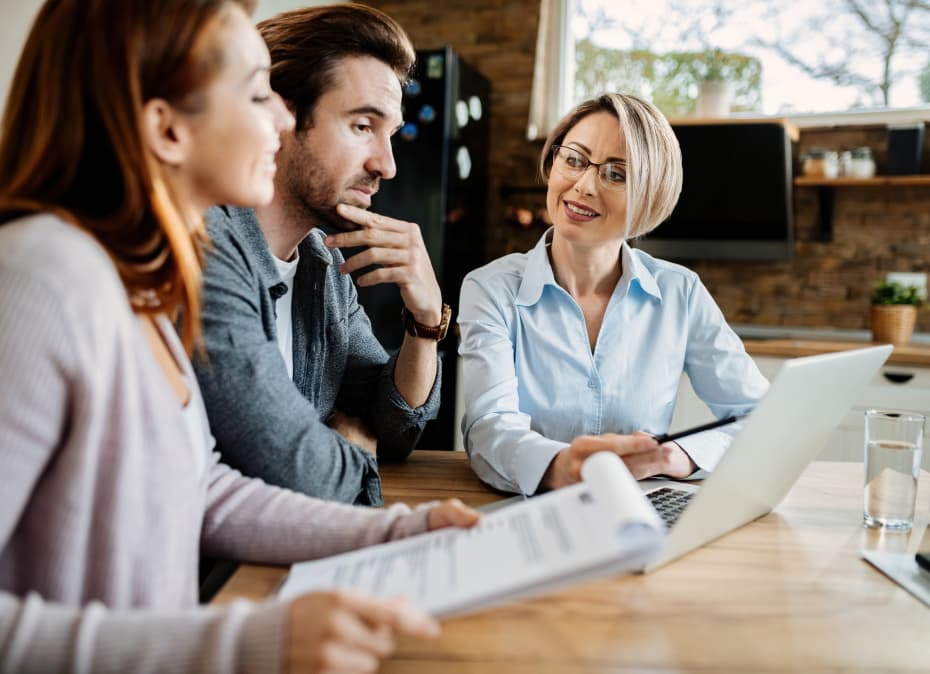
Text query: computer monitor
636 121 794 262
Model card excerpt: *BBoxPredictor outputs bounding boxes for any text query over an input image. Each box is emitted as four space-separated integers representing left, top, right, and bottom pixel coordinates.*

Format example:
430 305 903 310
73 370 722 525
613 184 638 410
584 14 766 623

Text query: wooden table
215 451 930 673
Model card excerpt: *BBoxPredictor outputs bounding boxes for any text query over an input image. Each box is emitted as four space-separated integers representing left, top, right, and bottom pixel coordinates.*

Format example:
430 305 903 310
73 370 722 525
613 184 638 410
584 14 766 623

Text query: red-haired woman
0 1 477 672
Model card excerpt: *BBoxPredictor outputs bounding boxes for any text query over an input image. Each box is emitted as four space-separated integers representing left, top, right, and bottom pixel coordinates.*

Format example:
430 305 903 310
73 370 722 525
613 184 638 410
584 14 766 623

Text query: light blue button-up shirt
458 230 769 494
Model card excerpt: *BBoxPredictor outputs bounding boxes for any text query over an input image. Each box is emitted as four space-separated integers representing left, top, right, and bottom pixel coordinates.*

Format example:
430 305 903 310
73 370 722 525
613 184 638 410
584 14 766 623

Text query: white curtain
253 0 340 22
527 0 573 140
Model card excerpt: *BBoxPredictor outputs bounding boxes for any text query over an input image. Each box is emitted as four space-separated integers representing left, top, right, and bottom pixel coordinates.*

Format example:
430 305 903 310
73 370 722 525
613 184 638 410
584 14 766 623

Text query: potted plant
870 281 922 345
696 48 733 117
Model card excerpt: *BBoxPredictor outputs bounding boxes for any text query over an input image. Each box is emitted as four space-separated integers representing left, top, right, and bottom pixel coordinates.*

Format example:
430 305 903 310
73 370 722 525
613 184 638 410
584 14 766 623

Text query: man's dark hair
258 3 415 132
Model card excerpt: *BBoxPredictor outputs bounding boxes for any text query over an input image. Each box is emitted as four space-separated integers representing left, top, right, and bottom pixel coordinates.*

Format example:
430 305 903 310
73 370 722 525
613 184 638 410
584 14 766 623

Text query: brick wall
365 0 544 262
691 127 930 332
366 1 930 333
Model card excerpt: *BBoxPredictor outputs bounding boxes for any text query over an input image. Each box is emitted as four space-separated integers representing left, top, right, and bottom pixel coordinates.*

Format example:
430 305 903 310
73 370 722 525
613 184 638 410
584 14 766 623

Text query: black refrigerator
356 46 490 450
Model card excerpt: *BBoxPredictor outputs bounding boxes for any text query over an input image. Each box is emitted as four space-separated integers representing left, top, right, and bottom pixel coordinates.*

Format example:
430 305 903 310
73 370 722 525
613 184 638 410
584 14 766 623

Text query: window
566 0 930 123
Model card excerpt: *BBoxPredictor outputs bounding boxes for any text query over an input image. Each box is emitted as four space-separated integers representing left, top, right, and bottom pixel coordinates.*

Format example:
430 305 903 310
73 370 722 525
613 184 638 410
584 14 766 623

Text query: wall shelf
794 175 930 241
795 176 930 187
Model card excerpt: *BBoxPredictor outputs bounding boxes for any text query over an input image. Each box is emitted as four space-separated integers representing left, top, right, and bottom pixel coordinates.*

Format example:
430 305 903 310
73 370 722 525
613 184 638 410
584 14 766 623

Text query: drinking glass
863 410 924 530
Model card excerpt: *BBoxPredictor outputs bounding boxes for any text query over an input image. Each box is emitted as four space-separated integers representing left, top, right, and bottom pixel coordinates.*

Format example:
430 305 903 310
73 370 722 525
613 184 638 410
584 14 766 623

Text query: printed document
278 452 664 617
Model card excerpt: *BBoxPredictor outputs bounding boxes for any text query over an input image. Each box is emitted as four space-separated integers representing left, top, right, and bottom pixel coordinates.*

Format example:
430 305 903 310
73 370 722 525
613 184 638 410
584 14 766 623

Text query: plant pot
696 80 732 118
870 305 917 345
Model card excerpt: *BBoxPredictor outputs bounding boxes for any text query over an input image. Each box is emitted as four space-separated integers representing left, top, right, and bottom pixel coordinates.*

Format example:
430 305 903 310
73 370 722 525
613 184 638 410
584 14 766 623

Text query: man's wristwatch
401 303 451 341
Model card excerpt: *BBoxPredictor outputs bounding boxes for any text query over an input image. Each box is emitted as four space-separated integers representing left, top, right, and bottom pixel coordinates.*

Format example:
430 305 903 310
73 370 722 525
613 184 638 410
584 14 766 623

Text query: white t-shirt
272 252 300 379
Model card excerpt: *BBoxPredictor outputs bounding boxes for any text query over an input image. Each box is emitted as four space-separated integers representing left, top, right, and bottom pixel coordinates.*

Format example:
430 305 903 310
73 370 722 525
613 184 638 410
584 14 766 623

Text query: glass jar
802 149 839 178
848 146 876 178
838 150 852 176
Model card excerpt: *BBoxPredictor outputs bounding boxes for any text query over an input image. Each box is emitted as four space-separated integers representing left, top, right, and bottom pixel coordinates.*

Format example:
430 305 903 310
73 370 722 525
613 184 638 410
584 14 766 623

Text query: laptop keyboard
646 487 695 528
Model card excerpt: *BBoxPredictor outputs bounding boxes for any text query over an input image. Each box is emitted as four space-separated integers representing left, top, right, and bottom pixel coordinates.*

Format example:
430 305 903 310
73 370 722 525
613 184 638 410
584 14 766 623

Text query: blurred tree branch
574 0 930 110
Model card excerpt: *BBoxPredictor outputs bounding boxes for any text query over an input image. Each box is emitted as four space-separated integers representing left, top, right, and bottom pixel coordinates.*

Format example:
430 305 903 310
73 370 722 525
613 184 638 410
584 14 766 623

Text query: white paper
862 549 930 608
278 452 665 617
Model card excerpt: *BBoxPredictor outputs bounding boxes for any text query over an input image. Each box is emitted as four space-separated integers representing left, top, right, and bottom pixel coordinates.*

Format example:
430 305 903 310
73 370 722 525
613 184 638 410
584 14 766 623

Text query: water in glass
863 439 921 529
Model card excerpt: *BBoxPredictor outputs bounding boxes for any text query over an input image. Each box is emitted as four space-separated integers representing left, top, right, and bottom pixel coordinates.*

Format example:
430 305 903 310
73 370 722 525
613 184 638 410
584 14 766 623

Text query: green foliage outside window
920 60 930 104
574 39 762 118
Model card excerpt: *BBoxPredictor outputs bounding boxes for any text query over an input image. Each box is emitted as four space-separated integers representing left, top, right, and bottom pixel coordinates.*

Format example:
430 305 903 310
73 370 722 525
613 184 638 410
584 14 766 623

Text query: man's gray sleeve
194 224 382 506
333 287 442 462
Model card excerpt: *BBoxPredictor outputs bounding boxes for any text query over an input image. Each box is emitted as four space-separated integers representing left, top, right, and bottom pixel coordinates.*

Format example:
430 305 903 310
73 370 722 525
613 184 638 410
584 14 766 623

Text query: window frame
551 0 930 133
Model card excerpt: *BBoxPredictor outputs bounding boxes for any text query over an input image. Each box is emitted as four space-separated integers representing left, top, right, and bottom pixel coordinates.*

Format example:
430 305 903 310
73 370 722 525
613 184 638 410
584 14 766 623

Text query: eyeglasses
550 144 627 191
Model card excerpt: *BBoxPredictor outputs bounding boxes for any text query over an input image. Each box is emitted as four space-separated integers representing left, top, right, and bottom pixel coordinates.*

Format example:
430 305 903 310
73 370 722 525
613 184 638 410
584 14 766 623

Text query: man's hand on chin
323 203 443 324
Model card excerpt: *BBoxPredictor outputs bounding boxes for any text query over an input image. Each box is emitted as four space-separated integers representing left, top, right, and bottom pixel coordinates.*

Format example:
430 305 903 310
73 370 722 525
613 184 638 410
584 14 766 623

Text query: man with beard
194 4 448 506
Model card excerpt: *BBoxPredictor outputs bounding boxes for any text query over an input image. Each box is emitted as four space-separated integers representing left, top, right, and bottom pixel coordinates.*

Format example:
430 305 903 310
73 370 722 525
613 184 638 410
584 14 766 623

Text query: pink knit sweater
0 214 431 673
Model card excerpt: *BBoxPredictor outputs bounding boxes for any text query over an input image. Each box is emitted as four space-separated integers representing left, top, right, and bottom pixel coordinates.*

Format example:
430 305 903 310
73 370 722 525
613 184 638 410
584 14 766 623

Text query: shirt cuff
384 350 442 418
236 599 289 674
361 462 383 506
675 428 732 477
510 440 570 495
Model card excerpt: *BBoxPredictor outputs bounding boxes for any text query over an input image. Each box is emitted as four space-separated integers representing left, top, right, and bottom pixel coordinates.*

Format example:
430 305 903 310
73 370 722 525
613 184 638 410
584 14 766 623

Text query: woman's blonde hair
540 93 682 240
0 0 255 353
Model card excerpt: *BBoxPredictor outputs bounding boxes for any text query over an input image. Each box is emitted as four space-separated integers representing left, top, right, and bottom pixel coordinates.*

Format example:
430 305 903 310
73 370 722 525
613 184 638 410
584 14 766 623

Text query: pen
653 415 746 445
917 552 930 574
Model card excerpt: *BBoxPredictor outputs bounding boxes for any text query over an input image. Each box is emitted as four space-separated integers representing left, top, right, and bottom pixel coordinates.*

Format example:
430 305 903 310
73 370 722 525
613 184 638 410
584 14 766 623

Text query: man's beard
283 148 380 233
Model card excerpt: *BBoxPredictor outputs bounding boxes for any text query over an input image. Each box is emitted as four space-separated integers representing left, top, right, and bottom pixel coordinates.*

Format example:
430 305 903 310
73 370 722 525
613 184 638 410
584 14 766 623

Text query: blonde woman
459 93 768 495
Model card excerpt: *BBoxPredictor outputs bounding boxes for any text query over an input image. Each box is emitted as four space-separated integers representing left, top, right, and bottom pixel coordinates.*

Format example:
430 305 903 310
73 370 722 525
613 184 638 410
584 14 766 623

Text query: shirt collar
223 206 336 296
620 241 662 301
514 228 662 306
298 228 338 266
515 229 559 306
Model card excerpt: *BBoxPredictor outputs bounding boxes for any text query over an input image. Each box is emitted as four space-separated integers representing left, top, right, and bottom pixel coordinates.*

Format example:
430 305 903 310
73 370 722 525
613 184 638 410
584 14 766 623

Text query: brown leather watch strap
401 303 451 340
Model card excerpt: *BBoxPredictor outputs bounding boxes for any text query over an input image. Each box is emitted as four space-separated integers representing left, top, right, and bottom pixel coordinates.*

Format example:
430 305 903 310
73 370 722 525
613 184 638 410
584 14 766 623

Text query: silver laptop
640 344 892 571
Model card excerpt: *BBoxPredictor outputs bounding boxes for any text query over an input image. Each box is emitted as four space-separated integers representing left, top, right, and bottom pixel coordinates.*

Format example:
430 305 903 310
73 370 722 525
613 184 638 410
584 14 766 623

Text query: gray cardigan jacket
194 206 441 506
